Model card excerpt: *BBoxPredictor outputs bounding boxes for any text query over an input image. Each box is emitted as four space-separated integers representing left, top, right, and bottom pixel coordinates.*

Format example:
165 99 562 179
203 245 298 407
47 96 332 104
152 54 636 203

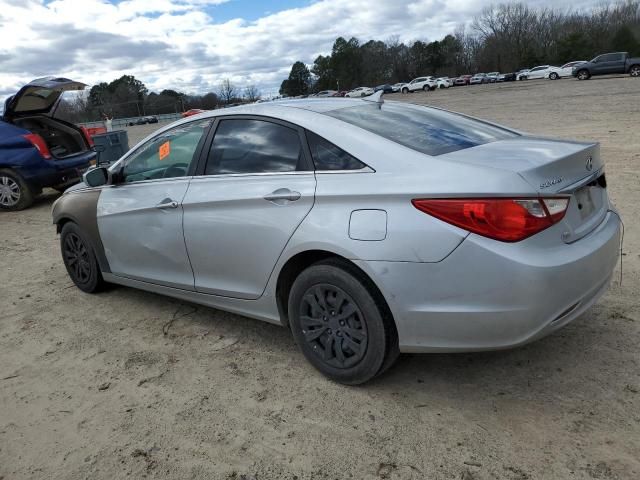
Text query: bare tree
218 78 237 104
244 84 260 102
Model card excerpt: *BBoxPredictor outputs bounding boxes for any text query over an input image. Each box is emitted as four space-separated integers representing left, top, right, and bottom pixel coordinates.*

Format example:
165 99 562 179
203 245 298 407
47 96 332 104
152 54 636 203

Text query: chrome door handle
264 188 301 204
156 198 179 209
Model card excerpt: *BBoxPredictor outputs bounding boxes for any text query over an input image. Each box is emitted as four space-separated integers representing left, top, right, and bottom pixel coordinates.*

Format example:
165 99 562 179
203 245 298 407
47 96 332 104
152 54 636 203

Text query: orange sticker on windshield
158 141 170 160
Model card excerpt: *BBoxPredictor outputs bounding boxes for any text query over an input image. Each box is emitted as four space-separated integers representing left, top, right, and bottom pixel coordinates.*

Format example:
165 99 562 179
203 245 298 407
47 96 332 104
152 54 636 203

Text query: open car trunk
13 116 89 159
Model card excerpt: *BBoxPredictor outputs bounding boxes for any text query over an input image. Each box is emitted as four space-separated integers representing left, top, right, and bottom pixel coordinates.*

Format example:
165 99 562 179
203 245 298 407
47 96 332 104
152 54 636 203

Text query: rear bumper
20 152 94 189
357 211 621 353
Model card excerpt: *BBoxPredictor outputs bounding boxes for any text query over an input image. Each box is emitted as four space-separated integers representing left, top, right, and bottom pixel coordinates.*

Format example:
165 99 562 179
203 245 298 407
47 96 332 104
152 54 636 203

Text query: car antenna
363 90 384 108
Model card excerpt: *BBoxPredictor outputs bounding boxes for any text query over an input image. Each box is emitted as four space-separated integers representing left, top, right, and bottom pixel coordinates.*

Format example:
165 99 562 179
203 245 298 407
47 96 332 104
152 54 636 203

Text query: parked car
128 116 159 126
469 73 488 85
500 73 517 82
391 83 407 92
182 109 206 118
486 72 500 83
454 75 472 86
573 52 640 79
521 65 564 80
52 94 621 384
559 61 588 77
402 76 437 93
374 84 394 94
345 87 374 97
333 91 348 97
373 84 393 93
0 77 95 210
313 90 338 97
435 77 453 88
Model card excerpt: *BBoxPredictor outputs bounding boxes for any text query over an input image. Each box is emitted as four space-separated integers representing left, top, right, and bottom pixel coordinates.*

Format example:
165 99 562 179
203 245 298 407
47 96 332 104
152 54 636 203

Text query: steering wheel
162 163 189 178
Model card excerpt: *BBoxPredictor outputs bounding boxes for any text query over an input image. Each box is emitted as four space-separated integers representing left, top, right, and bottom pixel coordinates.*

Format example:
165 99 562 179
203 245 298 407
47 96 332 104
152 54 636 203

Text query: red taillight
80 126 95 146
412 197 569 242
22 133 51 159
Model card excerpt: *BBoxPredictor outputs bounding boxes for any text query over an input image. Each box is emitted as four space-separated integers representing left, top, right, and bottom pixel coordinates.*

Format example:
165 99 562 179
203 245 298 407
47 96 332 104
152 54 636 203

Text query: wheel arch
275 250 397 338
52 189 111 273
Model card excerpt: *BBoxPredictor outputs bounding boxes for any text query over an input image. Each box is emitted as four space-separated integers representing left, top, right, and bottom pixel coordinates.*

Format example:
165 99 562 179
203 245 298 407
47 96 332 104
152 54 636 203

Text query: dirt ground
1 76 639 480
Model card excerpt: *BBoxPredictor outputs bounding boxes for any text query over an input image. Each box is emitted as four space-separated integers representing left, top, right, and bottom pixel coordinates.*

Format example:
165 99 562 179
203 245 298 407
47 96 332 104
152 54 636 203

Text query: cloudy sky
0 0 602 102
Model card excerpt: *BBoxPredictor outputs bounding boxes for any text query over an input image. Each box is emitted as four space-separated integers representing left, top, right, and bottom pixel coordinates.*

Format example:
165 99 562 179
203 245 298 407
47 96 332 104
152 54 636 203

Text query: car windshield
325 102 519 156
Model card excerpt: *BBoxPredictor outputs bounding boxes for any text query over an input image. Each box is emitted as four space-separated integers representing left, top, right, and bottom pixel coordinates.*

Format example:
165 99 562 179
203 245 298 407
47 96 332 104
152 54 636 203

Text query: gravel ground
1 76 639 480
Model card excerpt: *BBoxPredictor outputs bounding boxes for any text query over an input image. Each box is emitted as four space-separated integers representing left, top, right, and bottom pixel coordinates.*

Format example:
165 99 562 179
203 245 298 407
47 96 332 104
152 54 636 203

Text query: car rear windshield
325 102 519 156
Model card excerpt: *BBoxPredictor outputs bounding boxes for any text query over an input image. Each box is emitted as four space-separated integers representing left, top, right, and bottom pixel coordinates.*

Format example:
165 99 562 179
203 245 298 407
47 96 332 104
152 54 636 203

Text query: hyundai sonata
52 93 621 384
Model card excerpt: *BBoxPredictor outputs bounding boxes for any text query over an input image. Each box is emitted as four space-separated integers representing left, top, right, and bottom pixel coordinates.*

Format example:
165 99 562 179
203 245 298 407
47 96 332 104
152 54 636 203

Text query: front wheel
60 222 105 293
288 260 398 385
549 72 559 80
0 169 34 211
576 69 590 80
630 65 640 77
402 88 409 94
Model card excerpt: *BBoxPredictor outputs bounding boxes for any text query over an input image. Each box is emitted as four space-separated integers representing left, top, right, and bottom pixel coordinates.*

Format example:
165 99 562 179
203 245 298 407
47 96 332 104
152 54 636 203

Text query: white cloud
0 0 601 101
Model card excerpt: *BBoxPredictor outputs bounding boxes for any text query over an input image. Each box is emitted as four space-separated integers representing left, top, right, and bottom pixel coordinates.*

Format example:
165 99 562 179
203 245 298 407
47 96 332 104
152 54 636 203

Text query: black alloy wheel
299 284 368 369
60 222 105 293
288 259 398 384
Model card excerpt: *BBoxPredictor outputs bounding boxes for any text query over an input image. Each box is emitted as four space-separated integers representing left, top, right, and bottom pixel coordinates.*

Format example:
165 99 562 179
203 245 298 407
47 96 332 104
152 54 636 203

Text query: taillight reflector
22 133 52 159
412 197 569 242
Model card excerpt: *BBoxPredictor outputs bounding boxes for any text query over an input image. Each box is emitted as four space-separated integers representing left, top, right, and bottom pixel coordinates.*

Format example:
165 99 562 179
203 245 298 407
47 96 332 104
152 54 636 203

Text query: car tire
0 169 34 211
288 259 398 385
60 222 105 294
630 65 640 77
422 85 429 92
549 72 559 80
576 69 590 80
402 88 409 94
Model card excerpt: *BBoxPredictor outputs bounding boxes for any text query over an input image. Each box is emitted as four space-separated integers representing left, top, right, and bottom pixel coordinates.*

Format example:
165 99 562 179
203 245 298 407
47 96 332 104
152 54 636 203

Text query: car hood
3 77 87 120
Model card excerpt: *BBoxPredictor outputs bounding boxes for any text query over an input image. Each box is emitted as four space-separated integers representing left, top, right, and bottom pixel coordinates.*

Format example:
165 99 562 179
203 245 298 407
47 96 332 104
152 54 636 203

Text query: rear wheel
577 69 590 80
288 260 398 384
630 65 640 77
60 222 105 293
402 87 409 94
422 85 429 91
0 169 34 211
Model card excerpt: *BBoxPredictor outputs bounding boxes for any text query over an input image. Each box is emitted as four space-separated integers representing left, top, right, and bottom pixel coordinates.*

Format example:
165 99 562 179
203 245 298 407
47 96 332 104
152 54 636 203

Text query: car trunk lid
3 77 87 120
442 137 609 243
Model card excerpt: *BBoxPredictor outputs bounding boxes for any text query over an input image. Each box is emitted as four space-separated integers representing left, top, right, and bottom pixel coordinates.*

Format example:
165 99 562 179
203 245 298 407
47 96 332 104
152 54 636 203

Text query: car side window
122 119 211 183
205 119 304 175
306 131 366 171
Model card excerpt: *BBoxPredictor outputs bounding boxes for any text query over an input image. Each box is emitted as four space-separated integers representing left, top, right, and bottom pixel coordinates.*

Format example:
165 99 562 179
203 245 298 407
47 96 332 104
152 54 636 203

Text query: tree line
280 0 640 96
57 76 260 123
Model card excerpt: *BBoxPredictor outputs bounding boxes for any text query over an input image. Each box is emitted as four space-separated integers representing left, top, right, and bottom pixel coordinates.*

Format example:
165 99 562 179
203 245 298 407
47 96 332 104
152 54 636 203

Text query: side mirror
83 167 110 187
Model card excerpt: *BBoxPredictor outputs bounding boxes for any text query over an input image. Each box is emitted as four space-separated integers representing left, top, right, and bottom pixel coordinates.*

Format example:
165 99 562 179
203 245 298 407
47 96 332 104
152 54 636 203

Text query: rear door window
205 119 305 175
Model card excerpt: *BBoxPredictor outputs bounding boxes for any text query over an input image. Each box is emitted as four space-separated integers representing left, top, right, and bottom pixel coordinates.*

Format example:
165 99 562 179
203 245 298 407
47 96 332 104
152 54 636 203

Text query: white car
436 77 453 88
345 87 374 98
391 82 407 92
521 65 564 80
559 61 588 77
517 69 530 80
314 90 338 97
401 76 437 93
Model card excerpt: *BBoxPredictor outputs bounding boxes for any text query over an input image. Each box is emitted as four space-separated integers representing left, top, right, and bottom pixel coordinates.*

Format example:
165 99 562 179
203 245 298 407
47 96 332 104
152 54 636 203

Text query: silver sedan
52 93 621 384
